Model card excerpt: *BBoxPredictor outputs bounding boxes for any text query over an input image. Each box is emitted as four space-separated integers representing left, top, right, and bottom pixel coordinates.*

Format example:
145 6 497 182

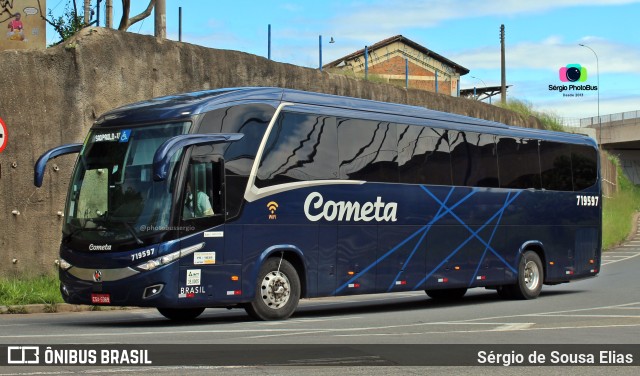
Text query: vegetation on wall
496 98 565 132
602 155 640 249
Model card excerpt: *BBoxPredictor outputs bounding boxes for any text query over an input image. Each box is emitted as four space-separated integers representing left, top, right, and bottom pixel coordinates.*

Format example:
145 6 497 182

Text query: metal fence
581 110 640 128
600 151 617 198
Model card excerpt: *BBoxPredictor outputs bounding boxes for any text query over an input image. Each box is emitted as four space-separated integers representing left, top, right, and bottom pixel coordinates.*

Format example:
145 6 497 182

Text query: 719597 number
131 248 155 261
576 195 599 207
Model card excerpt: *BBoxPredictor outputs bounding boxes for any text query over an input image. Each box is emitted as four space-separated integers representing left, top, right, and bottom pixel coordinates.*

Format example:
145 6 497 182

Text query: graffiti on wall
1 0 46 50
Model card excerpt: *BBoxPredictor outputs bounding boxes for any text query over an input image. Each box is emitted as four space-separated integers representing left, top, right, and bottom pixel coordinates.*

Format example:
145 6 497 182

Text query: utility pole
500 24 506 104
155 0 166 38
106 0 113 28
84 0 91 26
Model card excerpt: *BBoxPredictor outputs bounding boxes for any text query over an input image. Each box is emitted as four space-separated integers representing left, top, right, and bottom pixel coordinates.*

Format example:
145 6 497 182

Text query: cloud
534 94 640 119
450 37 640 74
331 0 640 40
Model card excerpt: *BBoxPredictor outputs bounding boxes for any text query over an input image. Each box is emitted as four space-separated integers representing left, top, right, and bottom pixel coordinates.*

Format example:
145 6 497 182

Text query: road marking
601 250 640 265
525 314 640 318
333 323 640 337
263 316 362 325
493 323 535 331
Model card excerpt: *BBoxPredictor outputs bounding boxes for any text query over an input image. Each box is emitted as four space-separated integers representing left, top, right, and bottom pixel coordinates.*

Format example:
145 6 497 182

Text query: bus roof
93 87 595 146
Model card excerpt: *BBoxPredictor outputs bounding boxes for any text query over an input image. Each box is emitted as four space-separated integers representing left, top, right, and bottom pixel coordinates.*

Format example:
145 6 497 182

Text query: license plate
91 293 111 304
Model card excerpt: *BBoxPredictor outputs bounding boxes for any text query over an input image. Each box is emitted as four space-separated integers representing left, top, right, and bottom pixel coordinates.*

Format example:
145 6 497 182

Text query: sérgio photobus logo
559 64 587 82
549 63 598 95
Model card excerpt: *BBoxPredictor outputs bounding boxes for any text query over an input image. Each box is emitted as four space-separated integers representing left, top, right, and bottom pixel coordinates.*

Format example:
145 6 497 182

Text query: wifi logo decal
267 201 279 220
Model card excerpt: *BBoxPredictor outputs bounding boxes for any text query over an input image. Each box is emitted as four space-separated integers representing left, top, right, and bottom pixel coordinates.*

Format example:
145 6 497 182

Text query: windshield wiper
99 212 144 245
120 220 144 245
62 218 98 244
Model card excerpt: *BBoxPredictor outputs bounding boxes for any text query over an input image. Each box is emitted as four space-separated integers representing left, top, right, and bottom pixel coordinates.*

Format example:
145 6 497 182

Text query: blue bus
34 87 601 321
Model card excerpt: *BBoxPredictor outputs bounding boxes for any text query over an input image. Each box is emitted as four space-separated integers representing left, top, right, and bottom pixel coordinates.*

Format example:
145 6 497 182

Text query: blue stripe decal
386 187 455 292
421 187 522 274
413 188 522 289
468 192 512 286
332 188 478 295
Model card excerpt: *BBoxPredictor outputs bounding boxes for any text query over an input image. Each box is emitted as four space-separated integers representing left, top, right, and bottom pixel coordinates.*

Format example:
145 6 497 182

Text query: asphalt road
0 246 638 374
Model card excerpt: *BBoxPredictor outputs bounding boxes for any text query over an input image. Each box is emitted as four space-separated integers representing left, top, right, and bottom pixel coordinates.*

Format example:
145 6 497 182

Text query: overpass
582 110 640 184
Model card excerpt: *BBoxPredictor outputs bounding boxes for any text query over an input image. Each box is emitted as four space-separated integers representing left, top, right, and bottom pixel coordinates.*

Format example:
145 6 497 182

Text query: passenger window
450 131 499 188
398 125 451 185
571 144 598 191
497 137 541 189
338 118 398 183
540 141 573 191
256 112 338 187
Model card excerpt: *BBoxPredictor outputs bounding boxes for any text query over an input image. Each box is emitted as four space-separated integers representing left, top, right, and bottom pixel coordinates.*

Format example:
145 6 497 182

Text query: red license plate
91 293 111 304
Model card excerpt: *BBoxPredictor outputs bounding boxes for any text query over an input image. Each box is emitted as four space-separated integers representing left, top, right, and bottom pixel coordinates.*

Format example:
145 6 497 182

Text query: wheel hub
524 260 540 290
260 271 291 309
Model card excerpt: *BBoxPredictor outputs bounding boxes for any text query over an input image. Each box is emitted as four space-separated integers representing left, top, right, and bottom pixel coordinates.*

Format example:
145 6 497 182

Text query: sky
45 0 640 123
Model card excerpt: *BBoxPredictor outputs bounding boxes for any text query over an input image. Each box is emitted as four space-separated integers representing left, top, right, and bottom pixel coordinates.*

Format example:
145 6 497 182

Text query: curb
0 304 142 315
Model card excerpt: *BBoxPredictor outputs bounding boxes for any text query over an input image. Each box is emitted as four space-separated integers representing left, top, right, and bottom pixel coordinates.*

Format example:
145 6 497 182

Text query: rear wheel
425 288 467 301
157 307 205 321
245 257 300 321
498 250 543 300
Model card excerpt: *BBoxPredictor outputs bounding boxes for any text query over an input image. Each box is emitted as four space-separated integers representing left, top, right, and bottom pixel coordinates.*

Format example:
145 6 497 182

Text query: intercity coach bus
34 87 601 321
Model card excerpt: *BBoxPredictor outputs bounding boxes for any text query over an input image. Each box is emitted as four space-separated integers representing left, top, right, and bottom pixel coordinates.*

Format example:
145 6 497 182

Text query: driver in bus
183 181 214 218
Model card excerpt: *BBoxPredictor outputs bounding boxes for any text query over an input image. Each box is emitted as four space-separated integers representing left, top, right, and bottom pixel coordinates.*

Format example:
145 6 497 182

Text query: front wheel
245 257 300 321
499 250 544 300
157 307 205 321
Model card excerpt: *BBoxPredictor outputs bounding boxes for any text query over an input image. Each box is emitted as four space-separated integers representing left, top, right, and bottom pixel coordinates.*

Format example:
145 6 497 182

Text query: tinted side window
196 104 274 218
572 144 598 190
338 118 398 183
256 112 338 188
497 137 541 189
539 141 573 191
450 131 499 188
397 125 452 185
198 104 274 176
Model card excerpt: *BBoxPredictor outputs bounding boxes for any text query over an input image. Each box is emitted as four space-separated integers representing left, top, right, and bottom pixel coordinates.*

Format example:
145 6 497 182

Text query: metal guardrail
580 110 640 127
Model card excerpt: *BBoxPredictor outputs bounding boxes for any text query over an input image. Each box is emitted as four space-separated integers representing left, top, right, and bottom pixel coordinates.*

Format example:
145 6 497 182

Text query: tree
36 0 158 45
118 0 156 31
37 0 85 46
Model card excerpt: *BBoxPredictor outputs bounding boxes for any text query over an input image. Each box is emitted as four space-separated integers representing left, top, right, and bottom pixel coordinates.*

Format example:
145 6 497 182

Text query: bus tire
425 288 467 301
245 257 300 321
504 250 544 300
157 307 205 321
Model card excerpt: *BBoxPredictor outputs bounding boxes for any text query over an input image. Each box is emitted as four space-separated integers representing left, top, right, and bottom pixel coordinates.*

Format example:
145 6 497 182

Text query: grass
602 157 640 249
497 98 566 132
0 274 64 307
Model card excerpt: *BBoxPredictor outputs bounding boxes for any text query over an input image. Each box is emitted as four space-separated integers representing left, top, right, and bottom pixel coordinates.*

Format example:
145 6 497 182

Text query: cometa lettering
304 192 397 222
89 244 112 251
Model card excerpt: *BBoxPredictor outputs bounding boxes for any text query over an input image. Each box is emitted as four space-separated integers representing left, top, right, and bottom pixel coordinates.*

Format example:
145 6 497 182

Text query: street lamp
470 75 490 104
579 43 600 144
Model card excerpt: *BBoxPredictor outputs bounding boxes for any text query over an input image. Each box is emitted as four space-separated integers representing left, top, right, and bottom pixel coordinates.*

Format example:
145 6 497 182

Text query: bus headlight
135 242 204 271
137 259 161 271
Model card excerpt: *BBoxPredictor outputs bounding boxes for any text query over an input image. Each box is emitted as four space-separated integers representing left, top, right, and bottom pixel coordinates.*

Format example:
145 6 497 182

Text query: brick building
323 35 469 96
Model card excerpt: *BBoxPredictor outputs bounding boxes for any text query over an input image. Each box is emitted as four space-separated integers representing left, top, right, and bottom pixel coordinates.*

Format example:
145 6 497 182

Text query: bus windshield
63 122 190 248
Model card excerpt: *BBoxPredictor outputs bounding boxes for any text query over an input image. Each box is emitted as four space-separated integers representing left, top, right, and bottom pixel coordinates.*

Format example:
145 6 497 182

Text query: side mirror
152 133 243 181
34 143 82 187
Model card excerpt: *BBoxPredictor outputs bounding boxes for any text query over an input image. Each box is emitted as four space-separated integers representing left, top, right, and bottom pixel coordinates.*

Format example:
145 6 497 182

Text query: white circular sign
0 117 7 153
